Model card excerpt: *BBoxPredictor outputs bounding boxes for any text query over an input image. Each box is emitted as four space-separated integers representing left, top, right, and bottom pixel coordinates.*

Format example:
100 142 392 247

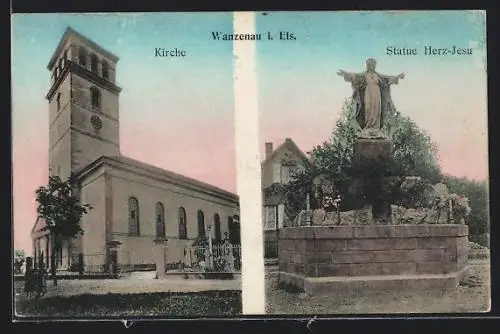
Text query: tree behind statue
283 98 443 219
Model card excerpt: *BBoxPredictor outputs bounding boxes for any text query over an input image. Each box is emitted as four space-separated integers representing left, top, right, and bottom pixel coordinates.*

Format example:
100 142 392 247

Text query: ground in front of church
14 272 242 317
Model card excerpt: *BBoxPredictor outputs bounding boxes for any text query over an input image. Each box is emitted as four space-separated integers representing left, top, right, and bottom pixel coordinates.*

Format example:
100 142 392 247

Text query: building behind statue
261 138 310 257
31 27 240 273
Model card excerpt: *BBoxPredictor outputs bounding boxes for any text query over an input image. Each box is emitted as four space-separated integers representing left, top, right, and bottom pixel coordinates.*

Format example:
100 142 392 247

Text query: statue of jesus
337 58 405 139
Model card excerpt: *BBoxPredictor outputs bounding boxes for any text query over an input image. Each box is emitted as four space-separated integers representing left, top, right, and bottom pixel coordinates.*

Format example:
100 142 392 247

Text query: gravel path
265 259 490 314
15 272 241 300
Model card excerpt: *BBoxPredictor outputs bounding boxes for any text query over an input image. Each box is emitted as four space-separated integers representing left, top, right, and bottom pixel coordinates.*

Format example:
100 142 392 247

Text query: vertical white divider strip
233 11 265 315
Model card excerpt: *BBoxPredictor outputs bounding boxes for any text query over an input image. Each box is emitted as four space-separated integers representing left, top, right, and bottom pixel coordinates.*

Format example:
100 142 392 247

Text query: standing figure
24 257 35 298
337 58 405 138
222 239 235 272
34 262 47 298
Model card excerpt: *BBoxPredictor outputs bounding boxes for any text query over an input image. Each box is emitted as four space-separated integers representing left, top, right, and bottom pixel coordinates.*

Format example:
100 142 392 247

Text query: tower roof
47 26 120 70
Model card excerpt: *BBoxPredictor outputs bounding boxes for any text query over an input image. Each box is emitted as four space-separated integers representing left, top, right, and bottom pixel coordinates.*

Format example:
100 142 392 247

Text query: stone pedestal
278 225 470 295
351 138 394 222
153 238 166 279
353 138 392 167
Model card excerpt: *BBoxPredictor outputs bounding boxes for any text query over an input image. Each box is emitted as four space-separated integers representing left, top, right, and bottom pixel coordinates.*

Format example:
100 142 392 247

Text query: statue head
366 58 377 72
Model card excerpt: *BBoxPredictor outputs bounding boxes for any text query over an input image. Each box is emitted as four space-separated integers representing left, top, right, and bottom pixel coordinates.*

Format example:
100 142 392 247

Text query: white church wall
48 73 72 179
49 133 71 180
71 74 120 121
48 71 71 125
108 169 238 267
80 168 107 270
70 74 120 172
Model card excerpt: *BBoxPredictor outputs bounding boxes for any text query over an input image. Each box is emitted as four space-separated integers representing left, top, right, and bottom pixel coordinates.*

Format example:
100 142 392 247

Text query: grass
15 290 242 317
266 259 491 314
276 281 303 293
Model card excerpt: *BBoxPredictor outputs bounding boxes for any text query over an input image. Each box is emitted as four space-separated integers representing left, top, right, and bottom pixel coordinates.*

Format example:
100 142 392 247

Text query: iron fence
184 243 242 273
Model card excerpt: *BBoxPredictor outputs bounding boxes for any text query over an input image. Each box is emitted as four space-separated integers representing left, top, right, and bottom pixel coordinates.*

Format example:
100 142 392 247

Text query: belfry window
102 60 109 79
90 54 98 73
78 47 87 67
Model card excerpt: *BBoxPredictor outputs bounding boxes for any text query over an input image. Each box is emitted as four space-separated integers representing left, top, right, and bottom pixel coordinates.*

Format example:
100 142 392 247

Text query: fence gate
185 242 241 273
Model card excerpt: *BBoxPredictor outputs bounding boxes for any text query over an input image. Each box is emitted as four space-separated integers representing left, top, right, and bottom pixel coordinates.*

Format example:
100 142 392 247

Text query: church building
31 27 240 273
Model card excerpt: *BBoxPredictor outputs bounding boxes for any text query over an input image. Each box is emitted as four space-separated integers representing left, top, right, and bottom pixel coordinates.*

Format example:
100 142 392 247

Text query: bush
14 249 26 275
276 281 303 294
444 176 488 238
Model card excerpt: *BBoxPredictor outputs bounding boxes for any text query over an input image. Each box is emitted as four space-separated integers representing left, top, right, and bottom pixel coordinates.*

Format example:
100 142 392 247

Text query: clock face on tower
90 115 103 130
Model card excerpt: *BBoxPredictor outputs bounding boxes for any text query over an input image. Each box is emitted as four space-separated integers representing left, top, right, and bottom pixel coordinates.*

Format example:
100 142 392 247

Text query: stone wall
278 225 468 278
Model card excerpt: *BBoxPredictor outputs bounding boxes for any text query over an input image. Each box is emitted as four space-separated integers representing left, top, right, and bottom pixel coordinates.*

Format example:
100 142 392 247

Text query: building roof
75 155 239 203
47 26 120 70
261 138 312 167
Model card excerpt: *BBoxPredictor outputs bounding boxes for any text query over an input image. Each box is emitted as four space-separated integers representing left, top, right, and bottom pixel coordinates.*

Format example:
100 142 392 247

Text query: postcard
12 10 490 320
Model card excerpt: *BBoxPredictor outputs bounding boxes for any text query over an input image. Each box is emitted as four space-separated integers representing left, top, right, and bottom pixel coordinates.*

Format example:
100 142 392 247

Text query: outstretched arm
385 72 405 85
337 70 360 83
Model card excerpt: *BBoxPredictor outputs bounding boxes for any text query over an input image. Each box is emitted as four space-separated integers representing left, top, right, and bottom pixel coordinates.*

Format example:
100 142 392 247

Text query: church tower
46 27 121 180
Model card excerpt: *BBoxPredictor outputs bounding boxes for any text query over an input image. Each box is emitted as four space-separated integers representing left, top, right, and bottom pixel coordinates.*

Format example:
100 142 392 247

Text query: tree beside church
35 174 92 285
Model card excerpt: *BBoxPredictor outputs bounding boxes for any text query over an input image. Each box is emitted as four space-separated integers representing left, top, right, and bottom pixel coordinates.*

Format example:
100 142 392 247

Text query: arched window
155 202 165 238
90 54 98 73
214 214 221 241
90 87 100 108
102 60 109 79
78 46 87 67
197 210 206 238
128 197 140 235
178 207 187 239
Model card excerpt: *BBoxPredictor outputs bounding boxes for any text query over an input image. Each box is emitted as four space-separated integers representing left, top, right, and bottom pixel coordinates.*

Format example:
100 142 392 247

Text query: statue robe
345 71 399 130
